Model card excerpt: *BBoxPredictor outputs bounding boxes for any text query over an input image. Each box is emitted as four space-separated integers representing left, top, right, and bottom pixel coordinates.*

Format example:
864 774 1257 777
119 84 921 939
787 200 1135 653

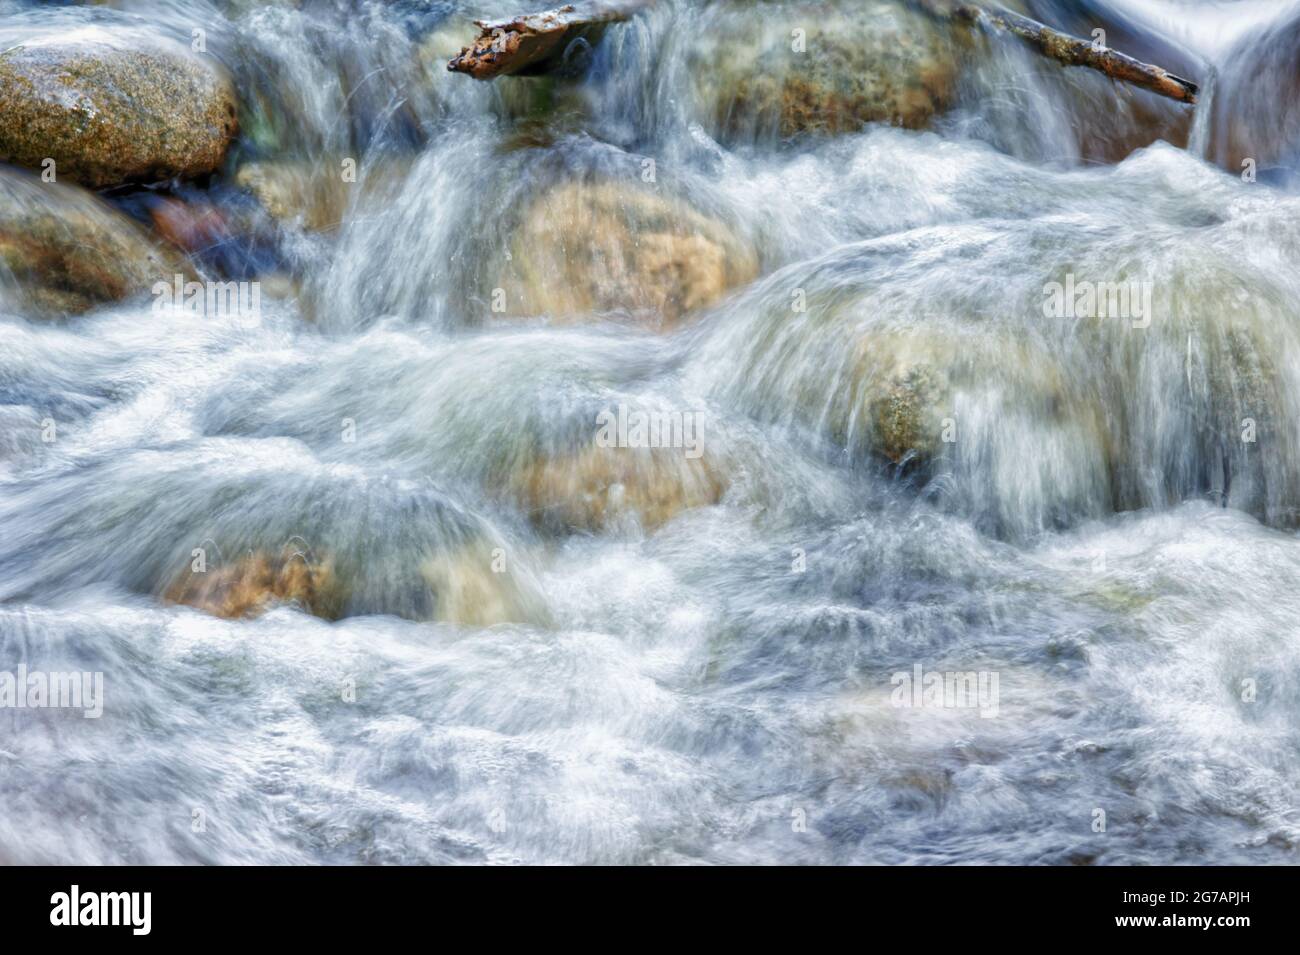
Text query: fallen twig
448 0 1197 105
447 0 654 79
912 0 1198 103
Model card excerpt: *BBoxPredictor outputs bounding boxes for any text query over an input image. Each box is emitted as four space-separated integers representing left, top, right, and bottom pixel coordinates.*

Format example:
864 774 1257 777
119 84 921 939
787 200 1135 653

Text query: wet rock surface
688 0 964 140
502 180 758 327
0 167 189 316
0 25 238 189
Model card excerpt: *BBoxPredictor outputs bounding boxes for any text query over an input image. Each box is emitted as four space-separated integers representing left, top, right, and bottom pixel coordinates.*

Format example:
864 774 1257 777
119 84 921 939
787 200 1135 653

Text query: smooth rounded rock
0 26 239 189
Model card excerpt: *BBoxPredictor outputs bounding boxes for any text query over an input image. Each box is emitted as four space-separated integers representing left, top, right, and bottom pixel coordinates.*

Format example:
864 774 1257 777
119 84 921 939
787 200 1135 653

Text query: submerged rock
840 326 1103 474
508 443 725 533
0 167 188 316
1203 4 1300 179
702 270 1114 538
421 541 551 627
234 158 409 232
165 550 348 621
0 26 238 189
235 161 349 232
148 196 234 256
165 539 548 627
1087 275 1300 527
688 0 963 141
502 181 758 327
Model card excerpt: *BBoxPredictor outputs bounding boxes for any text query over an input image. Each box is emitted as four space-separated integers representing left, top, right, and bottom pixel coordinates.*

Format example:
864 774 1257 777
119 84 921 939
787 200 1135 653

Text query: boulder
0 166 189 316
165 550 347 621
508 443 725 533
0 26 238 189
688 0 964 141
503 181 758 327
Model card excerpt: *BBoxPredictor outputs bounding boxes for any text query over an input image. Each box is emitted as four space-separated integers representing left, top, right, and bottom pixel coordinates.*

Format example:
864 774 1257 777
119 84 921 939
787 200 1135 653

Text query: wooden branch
912 0 1198 103
448 0 1197 106
447 1 653 80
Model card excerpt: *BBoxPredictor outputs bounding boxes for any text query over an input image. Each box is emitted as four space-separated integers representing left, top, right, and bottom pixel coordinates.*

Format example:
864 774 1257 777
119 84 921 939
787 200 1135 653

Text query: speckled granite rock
0 25 239 188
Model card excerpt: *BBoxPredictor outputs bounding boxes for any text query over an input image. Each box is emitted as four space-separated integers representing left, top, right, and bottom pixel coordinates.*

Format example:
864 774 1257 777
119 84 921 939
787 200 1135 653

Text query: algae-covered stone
0 166 189 317
689 0 963 140
503 181 758 327
0 26 238 189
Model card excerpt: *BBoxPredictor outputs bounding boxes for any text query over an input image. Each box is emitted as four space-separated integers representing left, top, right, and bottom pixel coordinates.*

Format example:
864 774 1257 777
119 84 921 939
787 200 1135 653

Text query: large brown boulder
0 26 238 189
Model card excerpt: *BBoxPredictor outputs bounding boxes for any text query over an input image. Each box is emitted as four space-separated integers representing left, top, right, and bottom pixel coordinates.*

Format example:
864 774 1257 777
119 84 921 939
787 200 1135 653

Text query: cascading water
1 0 1298 865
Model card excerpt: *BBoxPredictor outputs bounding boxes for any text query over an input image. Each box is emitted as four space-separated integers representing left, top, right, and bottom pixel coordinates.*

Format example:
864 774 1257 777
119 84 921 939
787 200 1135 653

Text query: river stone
234 157 410 232
503 181 758 327
420 542 551 627
165 551 348 621
688 0 963 140
166 541 549 627
844 327 1090 467
509 444 725 533
0 26 239 189
0 166 188 317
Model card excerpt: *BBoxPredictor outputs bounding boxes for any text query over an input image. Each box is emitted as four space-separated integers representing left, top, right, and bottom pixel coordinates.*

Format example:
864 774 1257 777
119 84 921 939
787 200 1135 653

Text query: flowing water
1 0 1299 864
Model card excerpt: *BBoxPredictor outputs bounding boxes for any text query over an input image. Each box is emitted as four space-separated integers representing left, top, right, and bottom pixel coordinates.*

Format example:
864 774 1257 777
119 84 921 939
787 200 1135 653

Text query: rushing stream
1 0 1299 864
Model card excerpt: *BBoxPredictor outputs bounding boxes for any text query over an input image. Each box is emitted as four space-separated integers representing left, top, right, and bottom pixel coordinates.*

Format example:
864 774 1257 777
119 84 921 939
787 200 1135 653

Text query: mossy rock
0 26 238 189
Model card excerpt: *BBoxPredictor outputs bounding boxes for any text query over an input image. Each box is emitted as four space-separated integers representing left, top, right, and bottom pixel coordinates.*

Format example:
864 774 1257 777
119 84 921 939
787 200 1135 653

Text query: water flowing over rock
8 0 1300 868
0 25 238 189
695 154 1300 539
235 157 411 232
1201 3 1300 181
166 539 545 627
509 444 725 533
502 180 758 326
687 0 965 140
0 167 189 316
420 541 552 627
165 548 348 621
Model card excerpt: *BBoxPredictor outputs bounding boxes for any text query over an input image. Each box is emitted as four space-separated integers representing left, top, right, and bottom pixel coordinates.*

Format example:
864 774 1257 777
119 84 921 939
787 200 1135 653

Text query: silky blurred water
1 0 1298 864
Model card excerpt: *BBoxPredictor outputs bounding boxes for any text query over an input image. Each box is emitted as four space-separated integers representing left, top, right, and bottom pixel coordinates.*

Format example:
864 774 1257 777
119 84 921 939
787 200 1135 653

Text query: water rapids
0 0 1298 864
